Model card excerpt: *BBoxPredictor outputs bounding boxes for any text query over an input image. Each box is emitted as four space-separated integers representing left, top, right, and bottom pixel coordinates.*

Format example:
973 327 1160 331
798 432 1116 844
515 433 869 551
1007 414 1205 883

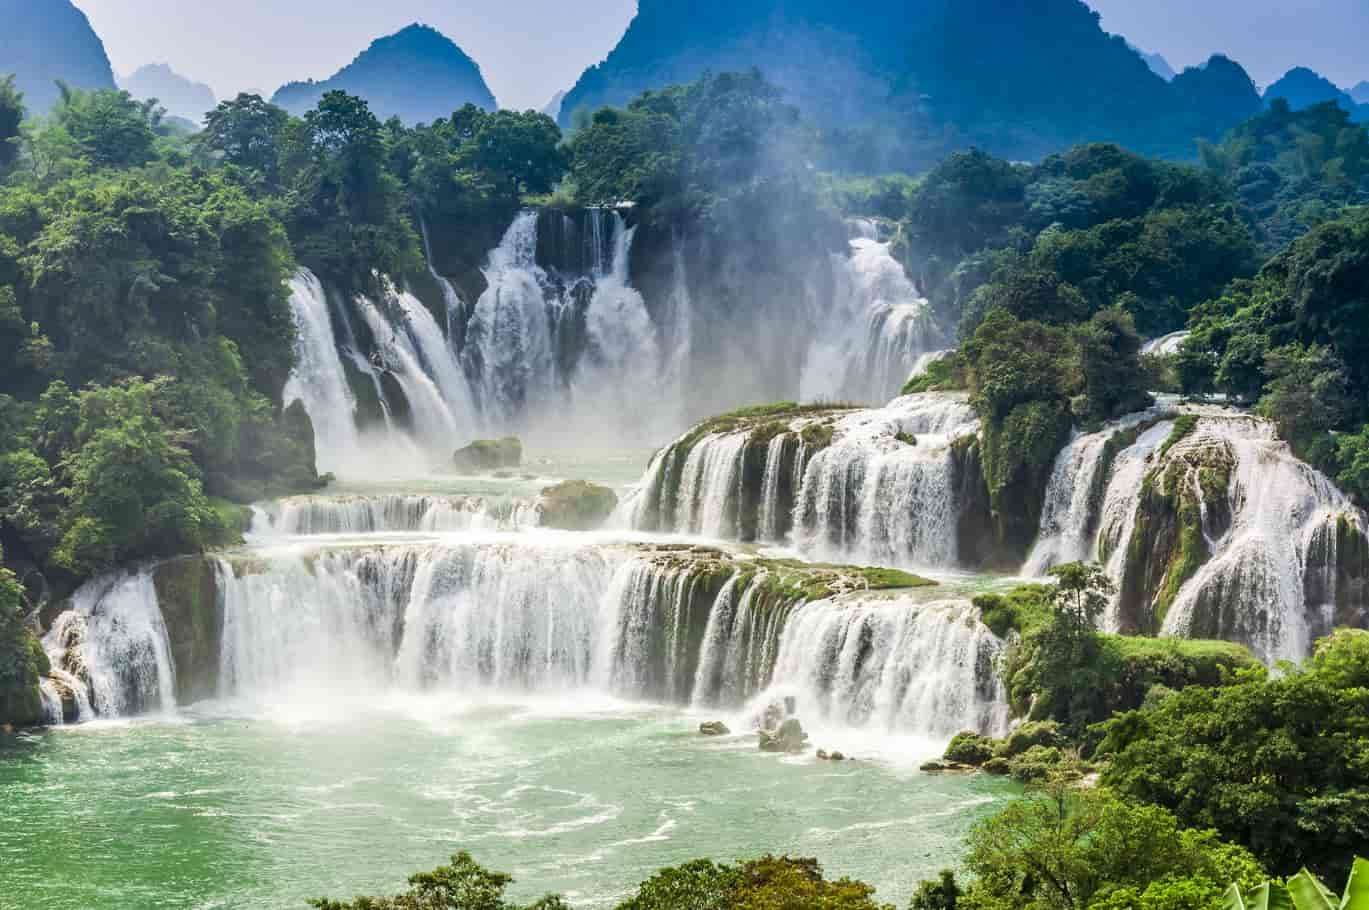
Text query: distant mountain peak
1352 81 1369 105
271 23 497 123
1 0 116 112
120 63 216 123
1264 66 1367 122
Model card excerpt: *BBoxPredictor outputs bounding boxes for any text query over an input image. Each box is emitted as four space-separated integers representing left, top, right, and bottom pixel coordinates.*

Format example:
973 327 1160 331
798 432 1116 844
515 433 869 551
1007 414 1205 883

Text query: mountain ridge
0 0 116 112
271 23 497 124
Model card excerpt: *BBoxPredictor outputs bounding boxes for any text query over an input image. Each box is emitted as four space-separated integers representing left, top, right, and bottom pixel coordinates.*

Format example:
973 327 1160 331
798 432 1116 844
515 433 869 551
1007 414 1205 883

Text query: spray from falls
43 570 176 719
801 234 943 405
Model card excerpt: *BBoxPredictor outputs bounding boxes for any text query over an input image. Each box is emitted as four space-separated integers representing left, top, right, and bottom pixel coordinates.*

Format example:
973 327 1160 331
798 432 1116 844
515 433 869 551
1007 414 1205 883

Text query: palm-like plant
1225 858 1368 910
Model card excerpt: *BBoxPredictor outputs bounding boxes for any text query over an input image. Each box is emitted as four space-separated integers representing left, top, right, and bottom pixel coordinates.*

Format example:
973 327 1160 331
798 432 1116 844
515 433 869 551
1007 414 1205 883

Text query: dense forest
2 40 1368 906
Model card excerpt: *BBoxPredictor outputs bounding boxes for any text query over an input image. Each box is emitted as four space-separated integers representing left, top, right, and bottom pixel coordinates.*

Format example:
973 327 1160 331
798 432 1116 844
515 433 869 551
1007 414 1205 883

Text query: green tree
1071 307 1151 426
51 84 163 169
1099 629 1369 879
0 74 23 172
199 93 290 184
0 545 48 726
962 782 1265 910
310 851 567 910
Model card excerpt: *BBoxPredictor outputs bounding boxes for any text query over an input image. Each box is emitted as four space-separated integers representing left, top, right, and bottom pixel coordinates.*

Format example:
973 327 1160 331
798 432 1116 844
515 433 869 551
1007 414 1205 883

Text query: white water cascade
250 495 539 536
1024 413 1176 578
801 230 943 405
795 395 980 569
282 270 361 475
765 597 1010 738
1159 416 1362 662
43 570 176 718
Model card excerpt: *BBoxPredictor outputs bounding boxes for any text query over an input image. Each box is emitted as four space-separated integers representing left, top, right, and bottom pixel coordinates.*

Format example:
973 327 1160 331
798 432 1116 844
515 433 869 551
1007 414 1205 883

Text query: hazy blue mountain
121 63 216 123
1128 43 1176 81
558 0 1262 166
0 0 116 112
1264 67 1369 122
1353 81 1369 105
272 24 497 124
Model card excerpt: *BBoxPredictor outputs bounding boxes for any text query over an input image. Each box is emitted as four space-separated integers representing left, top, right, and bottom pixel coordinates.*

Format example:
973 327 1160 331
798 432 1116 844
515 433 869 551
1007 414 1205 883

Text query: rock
453 437 523 473
699 721 730 736
982 757 1012 775
816 749 829 760
919 760 977 773
829 751 846 761
759 719 803 753
537 480 619 531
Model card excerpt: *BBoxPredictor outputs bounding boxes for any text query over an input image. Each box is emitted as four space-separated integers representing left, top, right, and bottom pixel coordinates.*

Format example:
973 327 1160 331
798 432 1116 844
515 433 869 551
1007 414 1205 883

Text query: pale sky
72 0 1368 112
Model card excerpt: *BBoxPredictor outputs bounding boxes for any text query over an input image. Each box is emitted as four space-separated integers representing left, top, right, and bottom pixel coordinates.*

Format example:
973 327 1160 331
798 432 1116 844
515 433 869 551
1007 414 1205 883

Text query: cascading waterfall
569 214 670 441
1024 412 1175 577
627 393 980 569
250 495 538 536
282 270 361 474
765 597 1010 738
43 570 176 718
1141 331 1190 356
795 395 980 569
1159 416 1361 662
801 231 942 405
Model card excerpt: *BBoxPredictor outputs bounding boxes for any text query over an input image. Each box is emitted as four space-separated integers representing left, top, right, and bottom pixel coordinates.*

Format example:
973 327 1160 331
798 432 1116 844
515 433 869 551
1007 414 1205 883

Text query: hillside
121 63 216 123
1264 66 1369 122
0 0 116 112
557 0 1262 167
271 24 496 124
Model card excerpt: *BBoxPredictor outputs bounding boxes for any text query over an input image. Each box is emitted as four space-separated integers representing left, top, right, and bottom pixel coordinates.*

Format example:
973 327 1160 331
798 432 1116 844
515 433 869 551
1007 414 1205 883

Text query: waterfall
353 289 465 453
801 237 942 405
795 395 980 569
673 433 751 538
626 393 979 569
250 495 539 536
282 270 360 474
765 597 1009 738
43 570 176 718
464 211 567 428
1159 416 1361 662
569 213 670 442
1024 413 1175 577
420 217 468 351
1141 331 1190 356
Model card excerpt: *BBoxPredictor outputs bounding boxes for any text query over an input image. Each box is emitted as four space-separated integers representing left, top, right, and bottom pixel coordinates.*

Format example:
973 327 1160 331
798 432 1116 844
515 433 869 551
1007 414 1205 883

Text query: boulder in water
453 437 522 472
760 717 809 753
538 480 618 531
699 721 730 736
919 759 976 773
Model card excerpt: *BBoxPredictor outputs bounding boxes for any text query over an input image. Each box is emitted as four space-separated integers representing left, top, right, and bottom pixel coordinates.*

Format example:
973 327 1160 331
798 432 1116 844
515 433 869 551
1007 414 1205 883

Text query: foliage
1223 858 1369 910
50 82 165 169
1200 100 1369 253
0 75 22 172
309 851 567 910
1099 629 1369 879
0 545 47 726
1179 206 1369 504
314 854 890 910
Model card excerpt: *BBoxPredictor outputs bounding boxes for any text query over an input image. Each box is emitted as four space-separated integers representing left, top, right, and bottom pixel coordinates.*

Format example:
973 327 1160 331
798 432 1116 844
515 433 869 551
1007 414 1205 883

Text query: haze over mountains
270 24 497 123
556 0 1265 165
2 0 1366 164
119 63 216 123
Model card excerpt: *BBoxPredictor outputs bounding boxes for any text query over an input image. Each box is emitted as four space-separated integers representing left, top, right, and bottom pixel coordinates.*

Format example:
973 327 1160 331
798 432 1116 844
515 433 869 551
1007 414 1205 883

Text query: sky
72 0 1368 112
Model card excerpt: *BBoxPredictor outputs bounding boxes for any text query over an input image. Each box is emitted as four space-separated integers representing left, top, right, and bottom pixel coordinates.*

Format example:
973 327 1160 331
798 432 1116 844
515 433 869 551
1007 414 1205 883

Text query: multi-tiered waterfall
41 540 1009 739
1023 406 1368 661
626 393 983 570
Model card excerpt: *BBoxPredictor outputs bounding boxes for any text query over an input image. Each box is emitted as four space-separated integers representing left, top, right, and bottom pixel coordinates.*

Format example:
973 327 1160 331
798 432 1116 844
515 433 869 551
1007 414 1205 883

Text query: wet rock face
152 558 222 705
453 437 523 473
537 481 619 531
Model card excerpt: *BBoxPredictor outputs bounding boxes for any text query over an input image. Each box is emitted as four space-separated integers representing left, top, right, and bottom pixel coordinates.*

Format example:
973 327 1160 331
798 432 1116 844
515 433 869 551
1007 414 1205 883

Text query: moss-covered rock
152 557 222 704
944 730 997 765
0 560 48 727
1116 436 1233 634
537 480 618 530
453 437 523 473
